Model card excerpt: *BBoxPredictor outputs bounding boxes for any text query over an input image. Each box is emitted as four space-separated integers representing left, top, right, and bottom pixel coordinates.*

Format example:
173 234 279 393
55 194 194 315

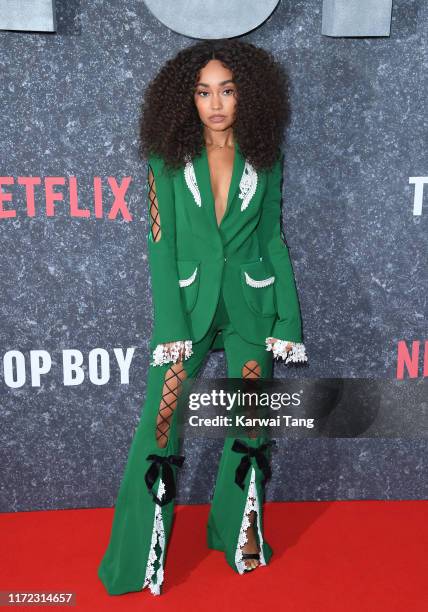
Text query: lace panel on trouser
141 478 166 595
234 466 266 574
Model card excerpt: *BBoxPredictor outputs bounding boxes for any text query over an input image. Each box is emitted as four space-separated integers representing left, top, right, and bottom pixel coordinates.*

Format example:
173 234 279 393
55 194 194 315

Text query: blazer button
224 257 227 262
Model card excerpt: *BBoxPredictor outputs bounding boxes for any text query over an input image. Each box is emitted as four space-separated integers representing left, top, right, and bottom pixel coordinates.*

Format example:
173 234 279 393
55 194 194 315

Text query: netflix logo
396 340 428 379
0 176 135 220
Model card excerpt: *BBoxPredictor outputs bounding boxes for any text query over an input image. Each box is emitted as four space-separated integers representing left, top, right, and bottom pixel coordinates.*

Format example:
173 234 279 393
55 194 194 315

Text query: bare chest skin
206 145 235 227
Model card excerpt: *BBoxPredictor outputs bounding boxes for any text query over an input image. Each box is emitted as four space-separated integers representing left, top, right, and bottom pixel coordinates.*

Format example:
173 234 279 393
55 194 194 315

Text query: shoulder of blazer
147 153 177 182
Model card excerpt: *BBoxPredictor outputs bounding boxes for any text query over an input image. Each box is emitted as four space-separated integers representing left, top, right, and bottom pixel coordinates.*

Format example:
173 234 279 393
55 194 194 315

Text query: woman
98 38 307 597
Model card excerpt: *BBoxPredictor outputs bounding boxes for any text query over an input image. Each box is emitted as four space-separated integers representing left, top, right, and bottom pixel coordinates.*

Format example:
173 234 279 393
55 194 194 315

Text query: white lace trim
151 340 193 366
235 466 266 574
184 155 257 212
244 272 275 288
184 158 202 207
178 267 198 287
238 161 258 211
265 338 308 363
141 478 166 596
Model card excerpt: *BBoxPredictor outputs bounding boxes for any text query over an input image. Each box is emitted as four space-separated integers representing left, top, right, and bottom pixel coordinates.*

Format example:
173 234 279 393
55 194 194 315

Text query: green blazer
146 141 305 361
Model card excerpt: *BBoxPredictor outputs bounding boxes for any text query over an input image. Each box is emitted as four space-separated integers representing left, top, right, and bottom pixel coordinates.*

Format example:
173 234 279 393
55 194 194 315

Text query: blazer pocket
240 260 277 317
177 260 200 313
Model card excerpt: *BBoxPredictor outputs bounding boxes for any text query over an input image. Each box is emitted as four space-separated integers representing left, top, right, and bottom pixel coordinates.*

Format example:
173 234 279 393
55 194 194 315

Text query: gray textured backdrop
0 0 427 512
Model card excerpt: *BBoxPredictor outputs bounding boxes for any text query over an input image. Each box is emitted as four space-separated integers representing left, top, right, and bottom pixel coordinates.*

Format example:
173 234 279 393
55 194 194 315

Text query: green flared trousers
97 288 276 596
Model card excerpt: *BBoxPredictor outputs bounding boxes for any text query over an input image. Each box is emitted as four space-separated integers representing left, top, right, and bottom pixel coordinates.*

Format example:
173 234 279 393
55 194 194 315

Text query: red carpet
1 500 426 611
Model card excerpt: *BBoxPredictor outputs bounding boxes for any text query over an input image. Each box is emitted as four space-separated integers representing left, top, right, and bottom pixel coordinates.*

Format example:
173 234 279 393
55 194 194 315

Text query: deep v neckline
203 142 239 229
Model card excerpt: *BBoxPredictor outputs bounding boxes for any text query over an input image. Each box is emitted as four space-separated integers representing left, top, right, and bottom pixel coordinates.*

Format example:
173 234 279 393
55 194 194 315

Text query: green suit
147 141 306 361
97 143 307 597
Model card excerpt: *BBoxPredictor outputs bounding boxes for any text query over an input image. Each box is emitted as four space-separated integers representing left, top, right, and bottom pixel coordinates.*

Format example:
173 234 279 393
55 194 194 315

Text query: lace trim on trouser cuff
150 340 193 367
235 466 266 574
141 478 166 595
265 338 308 363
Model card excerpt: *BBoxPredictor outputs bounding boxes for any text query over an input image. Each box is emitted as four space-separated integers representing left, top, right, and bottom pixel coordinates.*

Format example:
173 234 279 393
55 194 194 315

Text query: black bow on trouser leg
145 453 185 506
231 439 277 490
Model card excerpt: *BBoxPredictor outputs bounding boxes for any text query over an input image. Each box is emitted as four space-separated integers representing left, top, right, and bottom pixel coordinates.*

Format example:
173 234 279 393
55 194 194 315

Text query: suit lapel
225 141 245 215
190 142 246 229
191 145 212 211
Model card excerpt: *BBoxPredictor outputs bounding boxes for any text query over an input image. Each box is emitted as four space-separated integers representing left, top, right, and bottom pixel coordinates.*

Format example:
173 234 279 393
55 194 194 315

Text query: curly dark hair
138 39 289 172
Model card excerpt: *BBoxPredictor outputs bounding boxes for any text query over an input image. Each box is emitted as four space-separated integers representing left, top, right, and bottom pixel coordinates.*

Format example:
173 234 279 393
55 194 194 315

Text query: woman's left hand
266 337 293 352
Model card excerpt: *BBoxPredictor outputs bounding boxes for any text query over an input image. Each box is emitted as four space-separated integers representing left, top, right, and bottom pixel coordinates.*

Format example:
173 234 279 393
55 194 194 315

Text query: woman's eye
196 89 235 97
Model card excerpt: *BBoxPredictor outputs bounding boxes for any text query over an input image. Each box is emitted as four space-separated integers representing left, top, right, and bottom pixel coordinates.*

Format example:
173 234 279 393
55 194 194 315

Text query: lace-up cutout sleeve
258 153 308 364
146 155 193 366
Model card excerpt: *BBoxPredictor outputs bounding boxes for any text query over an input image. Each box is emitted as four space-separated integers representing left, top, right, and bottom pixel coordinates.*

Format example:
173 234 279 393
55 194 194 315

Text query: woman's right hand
162 341 186 362
151 339 193 367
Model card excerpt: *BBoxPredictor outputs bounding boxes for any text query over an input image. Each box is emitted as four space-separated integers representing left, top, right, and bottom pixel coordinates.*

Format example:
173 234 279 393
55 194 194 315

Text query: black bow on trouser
145 453 185 506
231 439 277 490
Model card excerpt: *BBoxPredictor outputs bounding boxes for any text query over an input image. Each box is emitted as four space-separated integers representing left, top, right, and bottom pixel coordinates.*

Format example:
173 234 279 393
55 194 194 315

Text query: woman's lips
209 115 226 123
